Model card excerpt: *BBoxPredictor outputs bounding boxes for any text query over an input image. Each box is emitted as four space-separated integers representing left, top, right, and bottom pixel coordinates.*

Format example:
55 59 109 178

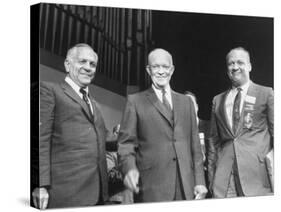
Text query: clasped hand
194 185 208 199
123 169 140 193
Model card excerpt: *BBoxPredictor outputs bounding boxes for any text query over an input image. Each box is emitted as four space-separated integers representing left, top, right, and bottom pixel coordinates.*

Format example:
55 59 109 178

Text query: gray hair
66 43 98 62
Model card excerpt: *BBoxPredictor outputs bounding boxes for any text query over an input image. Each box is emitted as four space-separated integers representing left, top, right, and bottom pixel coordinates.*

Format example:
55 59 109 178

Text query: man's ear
248 62 252 72
64 59 70 73
170 65 175 76
146 66 151 76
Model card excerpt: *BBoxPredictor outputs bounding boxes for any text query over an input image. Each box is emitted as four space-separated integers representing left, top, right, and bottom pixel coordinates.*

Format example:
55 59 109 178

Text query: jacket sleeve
117 96 139 175
189 98 206 186
206 97 219 190
39 82 55 187
266 88 274 142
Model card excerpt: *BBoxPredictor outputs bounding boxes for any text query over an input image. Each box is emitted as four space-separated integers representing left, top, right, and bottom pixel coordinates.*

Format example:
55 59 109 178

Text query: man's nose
232 63 239 70
157 66 166 73
83 62 92 71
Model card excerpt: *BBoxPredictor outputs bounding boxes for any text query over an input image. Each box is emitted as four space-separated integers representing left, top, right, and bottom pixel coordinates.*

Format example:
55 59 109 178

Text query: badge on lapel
244 112 253 129
243 95 256 129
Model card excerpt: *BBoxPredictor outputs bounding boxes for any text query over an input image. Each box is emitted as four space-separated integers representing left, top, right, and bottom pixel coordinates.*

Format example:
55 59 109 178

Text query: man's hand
32 187 49 209
123 169 140 193
194 185 208 199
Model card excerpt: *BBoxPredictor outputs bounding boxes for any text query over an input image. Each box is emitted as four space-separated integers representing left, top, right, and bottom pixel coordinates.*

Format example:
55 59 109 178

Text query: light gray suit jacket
208 82 274 197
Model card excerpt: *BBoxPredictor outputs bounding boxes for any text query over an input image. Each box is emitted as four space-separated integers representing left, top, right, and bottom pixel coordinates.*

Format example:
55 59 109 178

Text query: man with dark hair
32 43 109 208
207 47 274 198
118 48 207 203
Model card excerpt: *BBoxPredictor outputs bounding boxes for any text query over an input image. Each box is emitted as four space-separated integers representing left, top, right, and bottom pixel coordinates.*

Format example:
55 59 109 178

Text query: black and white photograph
0 0 280 212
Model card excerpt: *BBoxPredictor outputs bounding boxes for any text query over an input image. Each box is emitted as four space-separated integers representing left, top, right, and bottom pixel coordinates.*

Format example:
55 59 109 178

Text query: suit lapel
218 89 234 137
61 82 94 122
89 95 99 124
236 82 257 135
171 91 181 127
146 88 174 127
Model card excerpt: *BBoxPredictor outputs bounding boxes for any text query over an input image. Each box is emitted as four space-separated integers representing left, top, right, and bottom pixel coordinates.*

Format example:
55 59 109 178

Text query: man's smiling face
226 49 252 87
65 46 98 88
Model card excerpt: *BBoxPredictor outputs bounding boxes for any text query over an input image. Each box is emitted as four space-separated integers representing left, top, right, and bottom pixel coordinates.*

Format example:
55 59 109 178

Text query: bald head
146 48 175 89
226 47 250 64
226 46 252 87
148 48 173 66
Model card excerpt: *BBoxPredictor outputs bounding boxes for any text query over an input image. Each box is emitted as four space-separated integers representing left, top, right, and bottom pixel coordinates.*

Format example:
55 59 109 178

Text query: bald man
207 47 274 198
117 48 207 203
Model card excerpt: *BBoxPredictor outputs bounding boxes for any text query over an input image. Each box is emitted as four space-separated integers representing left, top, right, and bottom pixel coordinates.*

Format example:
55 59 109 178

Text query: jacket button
173 157 177 161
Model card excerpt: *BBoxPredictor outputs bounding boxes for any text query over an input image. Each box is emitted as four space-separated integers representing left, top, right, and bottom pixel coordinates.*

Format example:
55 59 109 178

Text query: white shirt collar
225 80 251 129
231 80 251 93
152 84 173 108
152 84 171 95
65 76 89 97
64 76 94 114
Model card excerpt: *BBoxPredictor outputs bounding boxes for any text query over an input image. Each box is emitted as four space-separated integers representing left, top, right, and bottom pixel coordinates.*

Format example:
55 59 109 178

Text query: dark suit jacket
39 81 108 208
117 88 205 202
207 82 274 197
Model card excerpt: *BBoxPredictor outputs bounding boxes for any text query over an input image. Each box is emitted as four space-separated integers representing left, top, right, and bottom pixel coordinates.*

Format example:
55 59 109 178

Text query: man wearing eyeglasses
117 48 207 202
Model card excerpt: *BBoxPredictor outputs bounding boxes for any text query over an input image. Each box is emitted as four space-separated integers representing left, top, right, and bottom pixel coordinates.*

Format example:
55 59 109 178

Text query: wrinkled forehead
148 50 173 66
75 47 98 61
226 49 250 63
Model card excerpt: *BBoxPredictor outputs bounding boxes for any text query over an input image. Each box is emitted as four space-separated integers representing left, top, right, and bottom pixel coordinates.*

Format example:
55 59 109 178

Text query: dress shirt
65 76 93 114
225 80 251 129
152 84 173 110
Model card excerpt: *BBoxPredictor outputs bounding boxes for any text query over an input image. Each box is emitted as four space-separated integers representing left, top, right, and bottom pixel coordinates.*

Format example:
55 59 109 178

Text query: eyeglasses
148 65 172 71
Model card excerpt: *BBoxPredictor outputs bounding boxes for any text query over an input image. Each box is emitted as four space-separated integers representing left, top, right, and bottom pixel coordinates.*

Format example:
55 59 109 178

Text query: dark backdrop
152 10 273 120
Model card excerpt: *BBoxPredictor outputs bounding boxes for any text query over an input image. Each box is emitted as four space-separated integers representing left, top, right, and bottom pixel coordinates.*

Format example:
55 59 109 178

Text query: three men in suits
33 43 108 208
117 48 207 202
207 47 274 198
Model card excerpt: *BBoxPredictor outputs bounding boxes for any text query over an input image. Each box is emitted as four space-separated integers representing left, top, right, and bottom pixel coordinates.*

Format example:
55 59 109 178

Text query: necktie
80 88 93 116
162 89 172 112
232 87 242 133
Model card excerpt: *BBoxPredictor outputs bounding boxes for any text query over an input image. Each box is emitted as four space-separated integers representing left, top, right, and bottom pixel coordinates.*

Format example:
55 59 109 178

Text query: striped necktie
232 87 242 133
161 89 172 112
80 88 93 116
